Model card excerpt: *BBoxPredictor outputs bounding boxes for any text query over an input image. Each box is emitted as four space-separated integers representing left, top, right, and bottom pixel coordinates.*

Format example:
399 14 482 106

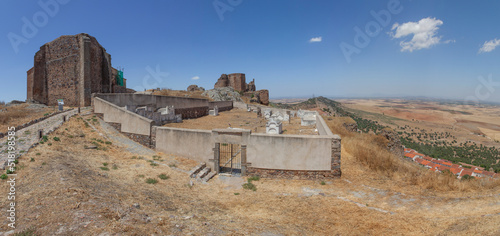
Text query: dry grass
0 104 54 133
0 113 499 234
164 109 317 135
324 116 500 193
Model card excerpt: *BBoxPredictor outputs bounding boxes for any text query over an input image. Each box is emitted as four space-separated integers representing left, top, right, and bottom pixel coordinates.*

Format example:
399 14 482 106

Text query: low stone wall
107 122 151 147
246 168 339 179
209 101 233 112
95 93 209 109
175 106 209 119
316 112 334 136
0 108 74 139
94 97 153 136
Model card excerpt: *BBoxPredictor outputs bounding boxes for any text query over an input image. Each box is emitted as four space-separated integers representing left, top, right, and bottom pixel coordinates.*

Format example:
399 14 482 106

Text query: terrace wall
93 97 153 137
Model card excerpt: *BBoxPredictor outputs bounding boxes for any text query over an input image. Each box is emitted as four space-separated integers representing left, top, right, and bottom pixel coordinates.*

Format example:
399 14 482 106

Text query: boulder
187 85 204 92
202 87 242 102
257 89 269 105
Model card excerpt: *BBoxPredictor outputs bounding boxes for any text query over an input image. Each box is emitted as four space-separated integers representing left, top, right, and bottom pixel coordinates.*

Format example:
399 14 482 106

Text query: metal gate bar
219 143 241 175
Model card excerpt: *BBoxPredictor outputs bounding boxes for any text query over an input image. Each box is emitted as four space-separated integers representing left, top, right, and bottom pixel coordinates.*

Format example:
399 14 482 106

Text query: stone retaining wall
107 122 151 147
0 109 74 139
175 107 209 119
246 167 339 179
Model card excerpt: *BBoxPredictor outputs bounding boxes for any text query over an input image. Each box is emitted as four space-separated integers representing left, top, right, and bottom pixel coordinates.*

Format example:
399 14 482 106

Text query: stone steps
188 163 206 178
202 171 216 182
197 167 211 179
188 163 217 182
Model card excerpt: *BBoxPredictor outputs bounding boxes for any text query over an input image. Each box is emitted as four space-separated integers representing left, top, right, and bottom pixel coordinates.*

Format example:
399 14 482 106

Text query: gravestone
209 106 219 116
263 109 272 119
266 119 282 134
301 113 316 126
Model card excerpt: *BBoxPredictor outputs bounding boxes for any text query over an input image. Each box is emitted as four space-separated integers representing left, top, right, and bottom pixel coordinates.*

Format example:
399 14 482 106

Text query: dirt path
96 119 155 156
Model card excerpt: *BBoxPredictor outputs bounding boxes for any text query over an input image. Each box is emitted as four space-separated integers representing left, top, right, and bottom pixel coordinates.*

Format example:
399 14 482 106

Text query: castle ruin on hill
214 73 269 105
27 33 131 107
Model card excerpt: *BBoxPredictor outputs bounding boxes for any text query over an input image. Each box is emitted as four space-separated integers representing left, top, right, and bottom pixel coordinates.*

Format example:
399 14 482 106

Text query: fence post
214 143 220 174
241 145 247 176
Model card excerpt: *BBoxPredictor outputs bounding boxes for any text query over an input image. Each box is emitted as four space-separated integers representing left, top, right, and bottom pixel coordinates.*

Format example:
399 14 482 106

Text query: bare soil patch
163 109 317 135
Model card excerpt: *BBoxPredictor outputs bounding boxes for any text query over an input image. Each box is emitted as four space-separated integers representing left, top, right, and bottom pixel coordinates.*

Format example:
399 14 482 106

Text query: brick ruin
214 73 269 105
26 33 131 107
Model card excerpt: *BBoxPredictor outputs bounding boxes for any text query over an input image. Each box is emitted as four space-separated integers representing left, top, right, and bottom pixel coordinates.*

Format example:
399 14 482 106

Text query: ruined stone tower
26 33 128 107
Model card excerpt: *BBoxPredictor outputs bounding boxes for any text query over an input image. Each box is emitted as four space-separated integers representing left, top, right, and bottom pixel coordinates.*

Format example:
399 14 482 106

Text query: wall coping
155 126 212 134
95 93 210 102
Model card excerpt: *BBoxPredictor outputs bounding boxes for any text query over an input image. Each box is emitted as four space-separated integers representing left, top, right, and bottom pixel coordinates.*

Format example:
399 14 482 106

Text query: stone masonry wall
27 68 34 101
331 137 342 177
107 122 151 147
33 47 48 105
228 73 246 92
28 34 121 106
246 168 338 179
175 107 209 119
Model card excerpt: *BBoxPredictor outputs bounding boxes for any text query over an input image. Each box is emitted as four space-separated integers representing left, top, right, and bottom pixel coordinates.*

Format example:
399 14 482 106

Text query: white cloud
309 37 322 43
479 39 500 53
191 76 200 80
390 17 445 52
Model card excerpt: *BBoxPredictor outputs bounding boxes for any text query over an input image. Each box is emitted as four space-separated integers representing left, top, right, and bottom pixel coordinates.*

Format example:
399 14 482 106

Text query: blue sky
1 0 500 103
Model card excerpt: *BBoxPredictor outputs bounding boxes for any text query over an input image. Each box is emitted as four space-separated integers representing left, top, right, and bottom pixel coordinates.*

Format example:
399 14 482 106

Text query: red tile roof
450 168 462 175
405 153 416 158
422 156 433 161
460 169 473 177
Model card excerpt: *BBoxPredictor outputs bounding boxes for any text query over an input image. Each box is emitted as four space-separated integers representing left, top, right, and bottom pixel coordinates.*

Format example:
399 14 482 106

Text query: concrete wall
155 127 213 163
247 134 332 171
209 101 233 111
95 93 209 109
94 97 153 136
316 112 334 136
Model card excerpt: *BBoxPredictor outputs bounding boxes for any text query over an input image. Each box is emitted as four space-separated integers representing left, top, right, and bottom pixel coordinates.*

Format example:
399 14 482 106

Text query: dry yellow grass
164 109 317 135
0 104 54 133
0 113 499 235
324 115 500 193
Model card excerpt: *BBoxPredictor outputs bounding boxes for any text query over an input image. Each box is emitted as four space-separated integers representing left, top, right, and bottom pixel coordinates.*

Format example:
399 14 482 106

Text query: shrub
320 181 326 185
146 178 158 184
102 162 108 166
247 176 260 182
461 175 475 181
150 162 159 167
112 164 118 170
53 137 60 141
100 167 110 171
105 141 112 145
30 158 35 162
138 174 145 178
0 174 7 179
47 143 52 146
158 174 170 180
242 182 257 191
